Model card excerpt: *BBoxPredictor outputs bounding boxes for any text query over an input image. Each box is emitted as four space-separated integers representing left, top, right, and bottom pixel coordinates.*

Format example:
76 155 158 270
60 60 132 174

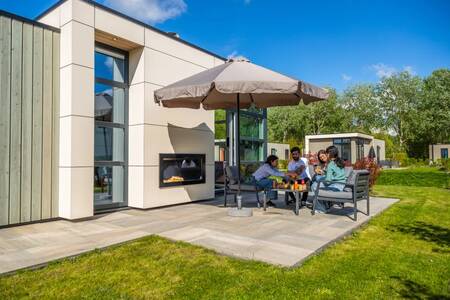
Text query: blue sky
1 0 449 91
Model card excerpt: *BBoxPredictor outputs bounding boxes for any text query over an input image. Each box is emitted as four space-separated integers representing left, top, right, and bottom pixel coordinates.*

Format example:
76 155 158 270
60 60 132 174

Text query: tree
303 88 351 134
375 71 423 151
341 83 380 133
422 69 450 143
267 88 351 146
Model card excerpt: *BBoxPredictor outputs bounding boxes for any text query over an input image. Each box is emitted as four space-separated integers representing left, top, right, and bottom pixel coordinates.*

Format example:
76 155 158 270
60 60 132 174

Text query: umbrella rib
249 93 255 105
200 83 216 104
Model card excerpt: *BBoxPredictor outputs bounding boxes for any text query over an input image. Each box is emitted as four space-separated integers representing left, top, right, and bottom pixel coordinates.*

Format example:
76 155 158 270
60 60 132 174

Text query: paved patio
0 194 397 274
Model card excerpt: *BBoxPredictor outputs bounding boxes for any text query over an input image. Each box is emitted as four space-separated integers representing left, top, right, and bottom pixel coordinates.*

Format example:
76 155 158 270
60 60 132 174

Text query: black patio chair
311 169 370 221
223 165 263 208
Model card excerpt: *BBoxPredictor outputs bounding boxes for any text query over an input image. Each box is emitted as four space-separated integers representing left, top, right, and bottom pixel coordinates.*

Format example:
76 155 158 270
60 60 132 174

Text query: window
285 149 290 160
214 108 267 183
94 45 128 211
441 148 448 159
356 138 364 161
333 138 351 162
271 148 277 155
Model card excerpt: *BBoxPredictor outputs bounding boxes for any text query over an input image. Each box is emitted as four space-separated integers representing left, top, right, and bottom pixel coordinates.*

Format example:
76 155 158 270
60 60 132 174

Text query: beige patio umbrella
154 57 328 205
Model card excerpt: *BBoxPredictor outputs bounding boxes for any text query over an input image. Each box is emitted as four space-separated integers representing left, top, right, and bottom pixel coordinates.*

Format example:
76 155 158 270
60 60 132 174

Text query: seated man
286 147 310 204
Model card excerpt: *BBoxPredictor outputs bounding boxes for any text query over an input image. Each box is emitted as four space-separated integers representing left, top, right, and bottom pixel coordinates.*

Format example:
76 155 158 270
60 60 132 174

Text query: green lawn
1 169 449 299
376 166 450 188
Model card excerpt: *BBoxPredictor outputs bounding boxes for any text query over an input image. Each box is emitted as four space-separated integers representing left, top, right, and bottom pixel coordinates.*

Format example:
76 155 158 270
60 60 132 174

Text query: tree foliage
266 68 450 159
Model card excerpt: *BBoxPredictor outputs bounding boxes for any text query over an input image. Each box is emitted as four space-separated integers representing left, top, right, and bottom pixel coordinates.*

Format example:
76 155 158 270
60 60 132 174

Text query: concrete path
0 195 398 274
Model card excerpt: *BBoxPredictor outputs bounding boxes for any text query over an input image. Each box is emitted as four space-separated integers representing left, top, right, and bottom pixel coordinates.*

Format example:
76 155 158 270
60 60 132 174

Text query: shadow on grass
390 221 450 248
391 276 450 299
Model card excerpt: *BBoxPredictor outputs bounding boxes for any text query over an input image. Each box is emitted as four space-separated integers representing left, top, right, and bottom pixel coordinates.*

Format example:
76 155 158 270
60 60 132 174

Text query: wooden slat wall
0 16 12 226
0 14 60 226
9 20 22 224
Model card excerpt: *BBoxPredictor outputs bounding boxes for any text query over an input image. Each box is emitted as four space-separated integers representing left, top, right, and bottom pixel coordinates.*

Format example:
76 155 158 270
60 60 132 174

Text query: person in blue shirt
311 145 348 213
286 147 310 204
252 155 296 207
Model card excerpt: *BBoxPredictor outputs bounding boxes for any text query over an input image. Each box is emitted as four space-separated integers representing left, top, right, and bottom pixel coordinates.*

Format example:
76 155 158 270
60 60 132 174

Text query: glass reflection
94 126 124 162
95 83 125 124
95 51 125 82
94 166 124 206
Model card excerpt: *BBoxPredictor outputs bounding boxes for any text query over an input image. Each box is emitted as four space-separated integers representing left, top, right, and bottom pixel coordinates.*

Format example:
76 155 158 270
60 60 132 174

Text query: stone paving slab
0 195 398 274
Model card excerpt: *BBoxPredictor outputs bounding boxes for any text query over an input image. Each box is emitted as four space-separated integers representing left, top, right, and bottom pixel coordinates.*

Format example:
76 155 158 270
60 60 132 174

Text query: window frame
94 42 129 211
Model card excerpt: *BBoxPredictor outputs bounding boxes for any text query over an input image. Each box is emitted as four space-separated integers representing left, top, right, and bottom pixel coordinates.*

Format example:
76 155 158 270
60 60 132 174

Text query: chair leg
256 190 261 208
354 200 357 221
263 191 267 211
311 196 316 215
224 188 227 207
367 195 370 216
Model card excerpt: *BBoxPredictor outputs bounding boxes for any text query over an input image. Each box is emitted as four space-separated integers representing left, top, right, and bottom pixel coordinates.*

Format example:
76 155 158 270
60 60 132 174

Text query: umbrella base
227 207 253 217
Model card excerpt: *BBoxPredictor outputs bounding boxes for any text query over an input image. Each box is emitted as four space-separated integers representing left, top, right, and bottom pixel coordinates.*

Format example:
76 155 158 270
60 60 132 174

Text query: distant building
267 143 290 160
305 133 385 164
429 144 449 161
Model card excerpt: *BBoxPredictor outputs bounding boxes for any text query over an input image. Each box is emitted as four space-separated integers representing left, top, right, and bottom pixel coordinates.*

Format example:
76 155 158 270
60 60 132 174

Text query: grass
377 166 450 188
1 169 449 299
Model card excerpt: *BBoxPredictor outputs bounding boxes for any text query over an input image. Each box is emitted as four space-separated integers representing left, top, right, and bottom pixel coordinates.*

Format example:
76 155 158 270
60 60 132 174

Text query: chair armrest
316 179 348 187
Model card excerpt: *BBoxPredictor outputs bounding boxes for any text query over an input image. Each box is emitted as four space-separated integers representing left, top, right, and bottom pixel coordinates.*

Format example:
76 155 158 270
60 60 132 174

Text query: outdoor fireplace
159 154 206 187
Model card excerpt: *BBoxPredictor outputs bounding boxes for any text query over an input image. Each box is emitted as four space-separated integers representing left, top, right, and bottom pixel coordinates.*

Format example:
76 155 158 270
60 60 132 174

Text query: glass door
94 44 128 211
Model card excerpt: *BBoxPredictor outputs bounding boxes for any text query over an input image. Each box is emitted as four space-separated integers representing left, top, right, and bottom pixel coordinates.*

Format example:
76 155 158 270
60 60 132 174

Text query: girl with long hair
311 145 348 213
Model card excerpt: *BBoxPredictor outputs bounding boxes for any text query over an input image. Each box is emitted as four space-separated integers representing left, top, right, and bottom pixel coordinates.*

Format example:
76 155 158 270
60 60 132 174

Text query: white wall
267 143 290 160
373 139 386 161
39 0 224 218
429 144 450 161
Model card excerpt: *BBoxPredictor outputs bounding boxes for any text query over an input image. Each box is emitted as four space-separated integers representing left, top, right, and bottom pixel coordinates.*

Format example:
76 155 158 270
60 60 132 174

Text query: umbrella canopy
154 57 328 205
154 57 328 109
95 92 113 118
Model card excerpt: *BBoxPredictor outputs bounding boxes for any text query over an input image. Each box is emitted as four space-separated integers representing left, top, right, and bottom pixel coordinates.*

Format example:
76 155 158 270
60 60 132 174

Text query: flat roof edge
35 0 226 61
305 132 374 139
0 9 60 32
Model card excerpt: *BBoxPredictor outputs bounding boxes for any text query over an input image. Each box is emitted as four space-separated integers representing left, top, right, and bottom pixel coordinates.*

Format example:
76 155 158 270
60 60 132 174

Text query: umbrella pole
236 94 242 208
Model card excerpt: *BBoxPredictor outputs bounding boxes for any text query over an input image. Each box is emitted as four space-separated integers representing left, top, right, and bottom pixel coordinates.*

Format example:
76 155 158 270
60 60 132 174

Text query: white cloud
104 56 113 69
403 65 416 75
103 0 187 24
370 63 397 78
227 50 238 59
341 73 352 81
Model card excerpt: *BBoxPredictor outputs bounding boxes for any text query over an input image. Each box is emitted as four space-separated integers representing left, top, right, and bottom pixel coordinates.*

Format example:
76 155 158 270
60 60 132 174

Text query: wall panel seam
145 46 210 70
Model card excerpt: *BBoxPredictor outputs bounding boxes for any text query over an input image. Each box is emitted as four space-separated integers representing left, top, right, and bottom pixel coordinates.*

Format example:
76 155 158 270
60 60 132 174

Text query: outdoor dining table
263 188 306 215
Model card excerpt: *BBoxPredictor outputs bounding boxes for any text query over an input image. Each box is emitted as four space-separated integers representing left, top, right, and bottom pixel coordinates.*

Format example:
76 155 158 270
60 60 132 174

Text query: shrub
392 152 408 166
277 159 288 170
353 157 381 188
437 158 450 172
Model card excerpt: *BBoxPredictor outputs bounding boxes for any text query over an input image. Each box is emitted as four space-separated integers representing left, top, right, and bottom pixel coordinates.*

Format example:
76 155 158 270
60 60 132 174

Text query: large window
441 148 448 159
333 138 351 162
214 107 267 183
94 45 128 211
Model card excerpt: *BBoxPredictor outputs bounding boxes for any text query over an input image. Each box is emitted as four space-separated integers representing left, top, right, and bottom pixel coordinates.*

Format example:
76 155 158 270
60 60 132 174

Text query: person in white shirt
286 147 310 204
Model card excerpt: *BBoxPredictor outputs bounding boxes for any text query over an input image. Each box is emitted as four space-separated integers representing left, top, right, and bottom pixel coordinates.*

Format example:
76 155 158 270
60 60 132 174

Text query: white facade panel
144 47 206 86
145 28 215 68
94 7 145 45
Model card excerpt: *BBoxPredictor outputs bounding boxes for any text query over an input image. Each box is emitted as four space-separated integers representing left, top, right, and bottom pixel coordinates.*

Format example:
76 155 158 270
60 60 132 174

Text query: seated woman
252 155 296 207
311 146 347 213
312 149 328 182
